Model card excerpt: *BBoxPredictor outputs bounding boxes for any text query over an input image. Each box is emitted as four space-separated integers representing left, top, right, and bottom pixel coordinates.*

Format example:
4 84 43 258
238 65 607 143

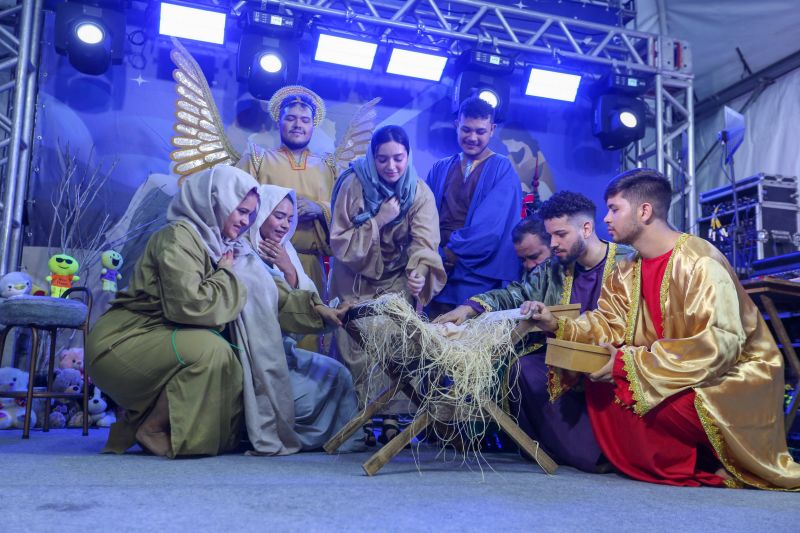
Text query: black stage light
54 2 125 75
237 33 299 100
592 93 647 150
236 7 302 100
452 49 514 122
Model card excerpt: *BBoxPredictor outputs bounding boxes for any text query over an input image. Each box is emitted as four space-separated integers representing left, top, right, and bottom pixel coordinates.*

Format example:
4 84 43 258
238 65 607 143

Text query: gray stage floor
3 428 798 532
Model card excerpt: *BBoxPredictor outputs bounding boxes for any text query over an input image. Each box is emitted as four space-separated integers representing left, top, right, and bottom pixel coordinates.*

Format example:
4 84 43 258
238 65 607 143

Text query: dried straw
356 293 522 451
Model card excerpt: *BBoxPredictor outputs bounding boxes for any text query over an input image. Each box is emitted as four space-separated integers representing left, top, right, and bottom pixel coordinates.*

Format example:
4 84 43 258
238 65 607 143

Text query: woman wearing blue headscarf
329 125 446 445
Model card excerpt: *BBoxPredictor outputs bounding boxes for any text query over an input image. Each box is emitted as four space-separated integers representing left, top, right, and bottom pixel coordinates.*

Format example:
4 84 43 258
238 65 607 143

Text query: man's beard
281 134 310 151
556 238 586 265
612 220 642 245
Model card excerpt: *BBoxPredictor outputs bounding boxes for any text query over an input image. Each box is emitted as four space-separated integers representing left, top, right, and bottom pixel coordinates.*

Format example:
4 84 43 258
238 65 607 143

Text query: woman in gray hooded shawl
232 183 363 454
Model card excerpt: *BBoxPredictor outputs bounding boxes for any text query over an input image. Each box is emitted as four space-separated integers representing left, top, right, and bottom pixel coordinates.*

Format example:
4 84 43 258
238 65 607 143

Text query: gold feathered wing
329 97 382 175
168 37 239 183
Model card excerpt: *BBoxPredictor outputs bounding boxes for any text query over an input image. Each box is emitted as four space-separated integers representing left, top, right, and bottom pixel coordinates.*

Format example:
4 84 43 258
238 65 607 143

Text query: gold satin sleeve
622 257 746 415
560 259 632 346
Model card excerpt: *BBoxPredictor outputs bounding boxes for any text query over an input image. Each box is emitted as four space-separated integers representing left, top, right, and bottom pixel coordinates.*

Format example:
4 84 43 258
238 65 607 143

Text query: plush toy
48 368 83 429
31 283 48 296
68 386 116 428
46 253 80 298
99 250 123 292
58 347 84 375
0 271 32 298
0 367 36 429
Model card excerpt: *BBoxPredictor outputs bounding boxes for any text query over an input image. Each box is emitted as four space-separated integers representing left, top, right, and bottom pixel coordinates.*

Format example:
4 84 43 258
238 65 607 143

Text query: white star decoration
131 74 148 87
515 1 526 9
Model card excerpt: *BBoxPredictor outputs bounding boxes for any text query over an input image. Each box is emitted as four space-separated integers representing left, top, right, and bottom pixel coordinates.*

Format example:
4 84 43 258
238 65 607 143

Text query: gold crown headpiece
268 85 325 127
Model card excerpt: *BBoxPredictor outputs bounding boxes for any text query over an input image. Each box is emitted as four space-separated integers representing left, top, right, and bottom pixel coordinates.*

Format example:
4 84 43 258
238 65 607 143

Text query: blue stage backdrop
28 11 620 257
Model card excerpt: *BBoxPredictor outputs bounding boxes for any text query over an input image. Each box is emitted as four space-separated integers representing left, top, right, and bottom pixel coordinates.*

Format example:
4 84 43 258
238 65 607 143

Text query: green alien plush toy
99 250 123 292
46 253 80 298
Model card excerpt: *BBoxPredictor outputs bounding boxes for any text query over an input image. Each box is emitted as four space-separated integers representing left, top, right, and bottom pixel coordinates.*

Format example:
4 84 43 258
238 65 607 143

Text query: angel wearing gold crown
168 39 380 301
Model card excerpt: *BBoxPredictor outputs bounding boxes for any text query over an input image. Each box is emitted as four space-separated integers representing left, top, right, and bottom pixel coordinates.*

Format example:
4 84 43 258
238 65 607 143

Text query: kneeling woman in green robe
86 165 260 458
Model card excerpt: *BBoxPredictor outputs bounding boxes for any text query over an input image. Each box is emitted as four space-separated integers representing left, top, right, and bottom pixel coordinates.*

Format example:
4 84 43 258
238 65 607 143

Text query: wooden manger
323 299 580 476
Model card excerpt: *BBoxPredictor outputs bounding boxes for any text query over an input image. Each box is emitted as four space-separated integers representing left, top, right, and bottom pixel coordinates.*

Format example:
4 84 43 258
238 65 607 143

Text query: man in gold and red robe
525 168 800 490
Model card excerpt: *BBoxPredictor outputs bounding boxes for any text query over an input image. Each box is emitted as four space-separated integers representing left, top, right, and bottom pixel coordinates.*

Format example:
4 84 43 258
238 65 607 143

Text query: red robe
583 249 727 487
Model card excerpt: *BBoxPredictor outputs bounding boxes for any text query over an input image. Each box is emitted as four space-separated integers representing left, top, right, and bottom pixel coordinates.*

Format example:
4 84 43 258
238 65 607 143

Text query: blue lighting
525 68 582 102
314 34 377 70
386 48 448 81
159 3 226 45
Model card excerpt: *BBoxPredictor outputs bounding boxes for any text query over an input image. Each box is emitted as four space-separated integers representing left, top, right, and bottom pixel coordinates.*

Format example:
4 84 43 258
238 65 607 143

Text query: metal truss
252 0 679 76
0 0 43 275
623 75 696 233
252 0 695 230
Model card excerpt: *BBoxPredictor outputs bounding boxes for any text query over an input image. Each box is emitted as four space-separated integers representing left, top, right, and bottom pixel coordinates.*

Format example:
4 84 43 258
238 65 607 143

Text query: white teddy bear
0 366 37 429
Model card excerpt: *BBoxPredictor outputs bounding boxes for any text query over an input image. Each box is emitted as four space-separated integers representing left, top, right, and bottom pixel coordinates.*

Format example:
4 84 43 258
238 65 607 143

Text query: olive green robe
86 221 247 457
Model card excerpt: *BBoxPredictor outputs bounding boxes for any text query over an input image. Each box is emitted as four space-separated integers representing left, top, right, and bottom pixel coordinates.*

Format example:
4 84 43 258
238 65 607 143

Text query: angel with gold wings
168 38 380 298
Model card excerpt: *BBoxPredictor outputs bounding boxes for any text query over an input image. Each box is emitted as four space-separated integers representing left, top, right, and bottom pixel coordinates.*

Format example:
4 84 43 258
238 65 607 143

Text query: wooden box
545 338 610 373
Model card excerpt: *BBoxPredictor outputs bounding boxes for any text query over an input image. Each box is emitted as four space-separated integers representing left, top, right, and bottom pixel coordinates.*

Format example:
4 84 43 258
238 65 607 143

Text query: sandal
363 422 377 447
378 417 401 445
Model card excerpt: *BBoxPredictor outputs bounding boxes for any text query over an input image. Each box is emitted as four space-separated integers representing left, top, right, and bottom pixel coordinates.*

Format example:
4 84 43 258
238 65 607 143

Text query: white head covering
167 165 260 260
250 184 298 247
249 184 316 292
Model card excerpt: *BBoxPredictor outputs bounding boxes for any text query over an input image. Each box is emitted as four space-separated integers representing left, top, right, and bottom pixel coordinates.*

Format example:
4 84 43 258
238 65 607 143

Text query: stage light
75 22 104 45
619 111 638 128
314 34 377 70
453 72 510 122
525 68 582 103
158 2 227 45
386 48 447 81
458 49 515 74
258 52 283 73
452 49 513 121
593 94 647 150
242 9 303 39
55 2 125 75
478 89 499 108
237 33 298 99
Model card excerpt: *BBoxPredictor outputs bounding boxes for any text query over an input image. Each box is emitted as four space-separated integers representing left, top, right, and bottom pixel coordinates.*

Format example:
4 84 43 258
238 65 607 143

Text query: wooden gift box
545 338 610 373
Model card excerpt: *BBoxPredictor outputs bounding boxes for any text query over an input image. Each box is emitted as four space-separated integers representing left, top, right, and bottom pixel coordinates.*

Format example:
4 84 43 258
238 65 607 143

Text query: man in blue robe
425 96 523 317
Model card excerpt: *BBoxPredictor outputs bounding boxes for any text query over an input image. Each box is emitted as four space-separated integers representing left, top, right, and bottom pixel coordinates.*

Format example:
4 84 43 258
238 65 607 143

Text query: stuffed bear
68 386 116 428
49 368 83 429
58 348 84 374
0 366 36 429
